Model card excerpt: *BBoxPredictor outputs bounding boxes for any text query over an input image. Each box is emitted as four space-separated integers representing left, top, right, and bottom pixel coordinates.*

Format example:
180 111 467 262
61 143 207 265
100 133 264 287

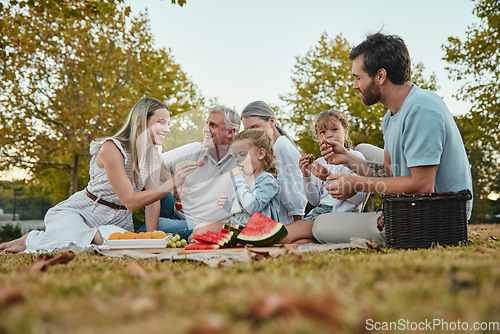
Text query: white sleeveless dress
25 138 149 252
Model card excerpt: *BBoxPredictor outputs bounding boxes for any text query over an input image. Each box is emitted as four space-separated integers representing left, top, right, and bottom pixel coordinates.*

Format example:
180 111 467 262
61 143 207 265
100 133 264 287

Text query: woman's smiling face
147 108 170 145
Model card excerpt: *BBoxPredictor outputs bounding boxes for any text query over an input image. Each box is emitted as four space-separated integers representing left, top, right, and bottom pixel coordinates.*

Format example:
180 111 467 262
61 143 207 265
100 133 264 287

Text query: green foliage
0 224 22 242
281 33 436 157
0 0 204 204
443 0 499 219
162 108 206 152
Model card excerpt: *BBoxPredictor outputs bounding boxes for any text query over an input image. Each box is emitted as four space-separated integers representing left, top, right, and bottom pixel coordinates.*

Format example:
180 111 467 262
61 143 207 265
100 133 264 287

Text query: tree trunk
70 154 79 195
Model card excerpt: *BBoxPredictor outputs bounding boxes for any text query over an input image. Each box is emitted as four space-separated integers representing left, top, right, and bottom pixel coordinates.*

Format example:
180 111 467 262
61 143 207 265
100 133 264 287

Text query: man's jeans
137 192 194 240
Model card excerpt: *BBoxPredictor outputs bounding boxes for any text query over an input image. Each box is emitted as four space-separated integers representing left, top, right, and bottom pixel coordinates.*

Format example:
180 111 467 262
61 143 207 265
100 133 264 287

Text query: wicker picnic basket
382 189 472 249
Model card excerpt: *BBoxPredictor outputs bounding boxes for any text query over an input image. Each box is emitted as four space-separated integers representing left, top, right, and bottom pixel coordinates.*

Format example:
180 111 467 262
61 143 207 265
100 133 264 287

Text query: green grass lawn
1 224 499 334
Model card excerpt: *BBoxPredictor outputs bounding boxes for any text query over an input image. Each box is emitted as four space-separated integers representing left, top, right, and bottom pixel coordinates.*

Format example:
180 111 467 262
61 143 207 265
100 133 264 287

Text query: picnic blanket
58 239 378 267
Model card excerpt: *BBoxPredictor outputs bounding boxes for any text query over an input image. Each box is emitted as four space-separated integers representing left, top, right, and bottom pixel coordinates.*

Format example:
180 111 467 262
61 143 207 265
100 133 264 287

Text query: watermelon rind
237 221 288 247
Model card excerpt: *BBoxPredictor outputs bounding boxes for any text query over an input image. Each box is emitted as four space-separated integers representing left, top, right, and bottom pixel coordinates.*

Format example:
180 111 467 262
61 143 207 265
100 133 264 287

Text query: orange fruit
108 232 123 240
152 230 167 239
137 232 152 239
121 231 137 239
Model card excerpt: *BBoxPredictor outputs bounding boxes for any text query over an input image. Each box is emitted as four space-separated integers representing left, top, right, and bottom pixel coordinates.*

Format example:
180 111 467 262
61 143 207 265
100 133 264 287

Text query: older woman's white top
274 136 307 225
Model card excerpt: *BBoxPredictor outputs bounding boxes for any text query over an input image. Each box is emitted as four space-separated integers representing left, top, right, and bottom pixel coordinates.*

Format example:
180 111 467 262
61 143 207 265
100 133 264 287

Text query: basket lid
382 189 472 201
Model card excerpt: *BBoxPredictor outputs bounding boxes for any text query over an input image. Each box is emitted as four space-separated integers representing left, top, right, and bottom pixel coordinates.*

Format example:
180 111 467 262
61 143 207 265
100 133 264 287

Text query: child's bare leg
0 233 29 253
280 220 317 244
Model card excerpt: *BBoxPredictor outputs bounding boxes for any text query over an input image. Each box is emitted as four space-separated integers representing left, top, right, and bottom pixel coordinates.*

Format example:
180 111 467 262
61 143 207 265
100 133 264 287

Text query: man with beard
312 33 473 244
137 105 241 239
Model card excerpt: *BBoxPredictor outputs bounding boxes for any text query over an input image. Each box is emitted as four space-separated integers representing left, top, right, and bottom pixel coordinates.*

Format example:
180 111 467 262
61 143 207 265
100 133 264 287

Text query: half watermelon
237 212 288 246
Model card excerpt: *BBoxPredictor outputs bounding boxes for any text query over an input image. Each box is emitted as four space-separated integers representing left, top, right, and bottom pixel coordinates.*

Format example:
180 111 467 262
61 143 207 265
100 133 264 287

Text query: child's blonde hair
232 128 278 178
314 109 352 149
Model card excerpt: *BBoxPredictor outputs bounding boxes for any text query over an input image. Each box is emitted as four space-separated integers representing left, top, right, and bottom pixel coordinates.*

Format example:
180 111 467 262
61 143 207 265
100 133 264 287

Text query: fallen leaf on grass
0 285 24 307
20 252 75 273
476 246 499 254
470 231 481 236
351 238 386 252
127 262 148 278
248 250 273 260
241 293 339 325
283 244 304 263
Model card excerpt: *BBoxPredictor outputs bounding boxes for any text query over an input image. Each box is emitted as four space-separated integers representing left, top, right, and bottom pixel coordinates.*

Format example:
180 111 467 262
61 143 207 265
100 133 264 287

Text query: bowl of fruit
106 230 172 249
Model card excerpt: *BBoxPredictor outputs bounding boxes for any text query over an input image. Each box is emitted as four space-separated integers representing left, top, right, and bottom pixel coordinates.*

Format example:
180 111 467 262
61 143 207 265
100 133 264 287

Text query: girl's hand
217 195 228 209
320 139 349 165
299 154 313 177
173 160 198 186
311 161 331 181
230 166 242 178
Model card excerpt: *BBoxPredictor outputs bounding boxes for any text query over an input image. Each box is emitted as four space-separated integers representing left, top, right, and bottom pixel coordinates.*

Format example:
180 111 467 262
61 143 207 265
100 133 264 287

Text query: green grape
174 234 181 242
181 239 187 246
168 241 175 248
175 241 182 248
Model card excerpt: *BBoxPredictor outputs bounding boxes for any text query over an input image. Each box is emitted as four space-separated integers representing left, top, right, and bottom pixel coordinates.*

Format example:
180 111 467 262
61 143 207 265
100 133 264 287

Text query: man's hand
320 139 349 165
325 173 360 200
175 182 188 202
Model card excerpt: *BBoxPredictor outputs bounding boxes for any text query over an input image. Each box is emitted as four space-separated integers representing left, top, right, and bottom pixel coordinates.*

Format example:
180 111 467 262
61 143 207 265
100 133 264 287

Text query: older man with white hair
138 105 241 239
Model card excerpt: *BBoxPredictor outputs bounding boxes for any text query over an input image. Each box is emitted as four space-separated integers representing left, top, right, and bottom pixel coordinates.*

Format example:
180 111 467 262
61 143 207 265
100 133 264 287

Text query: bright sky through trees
127 0 477 116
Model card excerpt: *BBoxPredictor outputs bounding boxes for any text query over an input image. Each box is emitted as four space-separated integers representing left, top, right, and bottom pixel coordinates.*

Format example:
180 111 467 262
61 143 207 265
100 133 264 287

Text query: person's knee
160 192 176 218
311 219 327 243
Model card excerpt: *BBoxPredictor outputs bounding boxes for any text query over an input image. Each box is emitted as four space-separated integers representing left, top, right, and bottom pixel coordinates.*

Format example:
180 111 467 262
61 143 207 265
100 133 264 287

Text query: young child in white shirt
280 109 366 244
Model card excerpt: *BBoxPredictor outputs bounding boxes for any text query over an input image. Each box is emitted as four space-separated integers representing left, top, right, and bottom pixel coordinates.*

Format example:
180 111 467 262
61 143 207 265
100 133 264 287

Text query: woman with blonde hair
0 97 198 253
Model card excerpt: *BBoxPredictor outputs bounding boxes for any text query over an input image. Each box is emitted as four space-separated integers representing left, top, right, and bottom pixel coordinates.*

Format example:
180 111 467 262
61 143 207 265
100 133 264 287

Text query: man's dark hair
348 33 411 85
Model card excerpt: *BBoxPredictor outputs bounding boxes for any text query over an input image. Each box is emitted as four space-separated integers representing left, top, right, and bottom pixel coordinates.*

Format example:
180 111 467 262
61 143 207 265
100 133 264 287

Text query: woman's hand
173 160 198 187
217 195 228 209
299 154 313 177
311 161 331 181
320 139 349 165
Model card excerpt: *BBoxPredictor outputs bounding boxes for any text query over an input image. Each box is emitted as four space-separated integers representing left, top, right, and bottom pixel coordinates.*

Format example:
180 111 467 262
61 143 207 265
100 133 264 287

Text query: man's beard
360 79 381 106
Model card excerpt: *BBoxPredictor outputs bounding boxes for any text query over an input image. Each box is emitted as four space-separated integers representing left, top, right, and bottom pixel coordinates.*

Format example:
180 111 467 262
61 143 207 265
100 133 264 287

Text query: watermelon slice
184 242 220 250
237 213 288 246
206 231 232 246
191 233 225 246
